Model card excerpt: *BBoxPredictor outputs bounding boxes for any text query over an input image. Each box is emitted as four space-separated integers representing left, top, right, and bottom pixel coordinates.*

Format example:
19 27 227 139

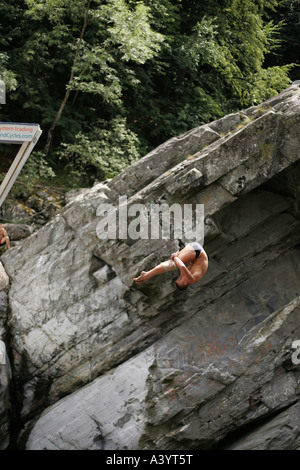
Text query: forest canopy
0 0 299 188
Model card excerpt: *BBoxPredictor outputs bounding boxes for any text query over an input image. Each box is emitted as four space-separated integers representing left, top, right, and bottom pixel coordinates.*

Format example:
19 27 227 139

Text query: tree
0 53 17 97
123 0 292 147
263 0 300 80
25 0 164 156
0 0 295 187
0 0 21 112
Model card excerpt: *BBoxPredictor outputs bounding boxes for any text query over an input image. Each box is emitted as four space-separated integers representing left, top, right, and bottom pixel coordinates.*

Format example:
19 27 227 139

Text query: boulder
4 223 34 241
0 273 11 450
0 263 9 291
1 85 300 449
0 340 11 450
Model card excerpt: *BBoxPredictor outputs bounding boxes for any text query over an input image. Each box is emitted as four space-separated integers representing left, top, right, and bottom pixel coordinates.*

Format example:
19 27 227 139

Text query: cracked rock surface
1 85 300 449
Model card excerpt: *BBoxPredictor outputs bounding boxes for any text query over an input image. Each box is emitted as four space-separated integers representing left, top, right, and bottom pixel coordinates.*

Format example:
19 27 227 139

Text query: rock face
1 85 300 449
0 264 11 450
0 189 64 229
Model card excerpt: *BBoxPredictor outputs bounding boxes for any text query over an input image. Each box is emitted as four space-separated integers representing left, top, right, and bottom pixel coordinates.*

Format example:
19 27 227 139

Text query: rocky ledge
0 85 300 450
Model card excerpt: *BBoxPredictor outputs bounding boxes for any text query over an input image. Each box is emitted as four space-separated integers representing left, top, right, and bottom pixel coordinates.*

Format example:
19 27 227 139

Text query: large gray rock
0 343 11 450
0 263 9 291
25 287 300 450
26 349 153 450
0 264 11 450
1 85 300 449
4 223 34 241
226 401 300 450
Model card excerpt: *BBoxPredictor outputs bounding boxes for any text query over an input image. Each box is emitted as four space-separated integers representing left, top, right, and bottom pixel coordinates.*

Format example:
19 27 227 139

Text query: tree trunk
44 0 91 157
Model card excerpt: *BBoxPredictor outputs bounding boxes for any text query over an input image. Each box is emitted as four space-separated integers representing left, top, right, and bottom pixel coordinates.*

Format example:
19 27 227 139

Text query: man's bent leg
134 260 176 284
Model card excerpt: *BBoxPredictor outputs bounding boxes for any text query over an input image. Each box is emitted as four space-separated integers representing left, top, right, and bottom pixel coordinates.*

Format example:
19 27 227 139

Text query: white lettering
292 340 300 365
118 195 128 239
0 340 6 365
96 203 117 239
160 203 183 240
106 455 140 467
96 197 204 241
128 203 149 240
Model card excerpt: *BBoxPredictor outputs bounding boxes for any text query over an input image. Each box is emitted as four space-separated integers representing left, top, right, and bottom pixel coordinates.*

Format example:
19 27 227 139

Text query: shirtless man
133 242 208 290
0 224 10 250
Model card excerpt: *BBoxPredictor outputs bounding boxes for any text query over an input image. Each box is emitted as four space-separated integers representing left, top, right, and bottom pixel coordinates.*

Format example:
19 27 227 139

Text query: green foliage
21 151 56 181
1 152 56 199
263 0 300 79
123 0 294 147
0 0 296 191
58 117 141 184
0 151 56 205
246 64 292 104
103 0 164 64
0 53 17 93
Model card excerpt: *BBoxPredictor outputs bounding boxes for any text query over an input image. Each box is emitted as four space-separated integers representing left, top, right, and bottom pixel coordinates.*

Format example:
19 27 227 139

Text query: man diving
133 242 208 290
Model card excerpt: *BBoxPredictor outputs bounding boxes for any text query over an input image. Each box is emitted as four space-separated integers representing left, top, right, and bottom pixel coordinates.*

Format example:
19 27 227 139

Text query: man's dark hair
175 281 189 291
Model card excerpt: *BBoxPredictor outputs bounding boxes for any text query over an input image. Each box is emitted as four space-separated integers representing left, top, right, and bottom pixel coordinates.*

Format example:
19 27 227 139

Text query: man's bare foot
133 271 149 284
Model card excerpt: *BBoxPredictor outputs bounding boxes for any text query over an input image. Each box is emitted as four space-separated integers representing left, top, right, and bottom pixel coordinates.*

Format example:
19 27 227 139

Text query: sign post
0 122 42 208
